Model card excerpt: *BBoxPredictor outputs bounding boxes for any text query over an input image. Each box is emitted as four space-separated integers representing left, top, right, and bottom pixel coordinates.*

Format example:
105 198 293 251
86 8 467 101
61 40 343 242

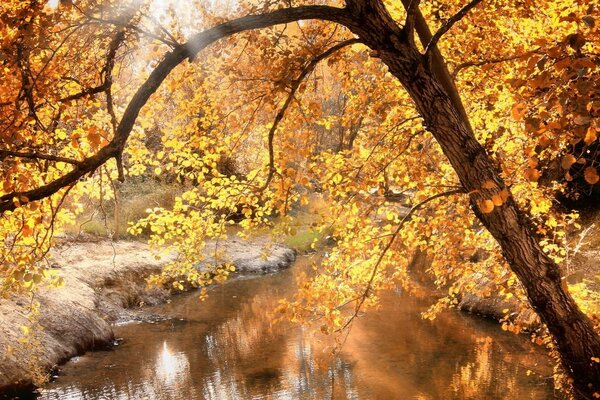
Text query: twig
339 187 466 331
452 49 540 79
425 0 484 55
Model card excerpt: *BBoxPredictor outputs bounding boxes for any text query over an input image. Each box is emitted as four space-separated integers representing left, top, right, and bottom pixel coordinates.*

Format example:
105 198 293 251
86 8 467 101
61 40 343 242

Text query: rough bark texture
342 1 600 398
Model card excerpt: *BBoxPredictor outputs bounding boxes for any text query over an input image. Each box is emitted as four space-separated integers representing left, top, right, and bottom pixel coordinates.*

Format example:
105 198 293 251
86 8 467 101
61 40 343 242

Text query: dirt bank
0 238 296 396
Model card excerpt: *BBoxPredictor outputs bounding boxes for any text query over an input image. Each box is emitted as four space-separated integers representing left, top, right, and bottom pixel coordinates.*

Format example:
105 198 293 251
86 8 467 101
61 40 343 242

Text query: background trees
1 0 599 397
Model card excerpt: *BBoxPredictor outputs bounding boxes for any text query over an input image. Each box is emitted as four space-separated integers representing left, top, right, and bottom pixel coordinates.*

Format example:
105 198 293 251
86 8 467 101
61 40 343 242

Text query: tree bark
397 59 600 400
342 1 600 397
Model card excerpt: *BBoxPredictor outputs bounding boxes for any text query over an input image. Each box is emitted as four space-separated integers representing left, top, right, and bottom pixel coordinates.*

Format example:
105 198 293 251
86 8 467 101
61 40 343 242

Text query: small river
38 255 561 399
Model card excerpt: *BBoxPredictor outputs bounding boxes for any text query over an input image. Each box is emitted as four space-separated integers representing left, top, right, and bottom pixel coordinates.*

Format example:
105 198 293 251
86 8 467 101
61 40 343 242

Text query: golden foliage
0 4 599 394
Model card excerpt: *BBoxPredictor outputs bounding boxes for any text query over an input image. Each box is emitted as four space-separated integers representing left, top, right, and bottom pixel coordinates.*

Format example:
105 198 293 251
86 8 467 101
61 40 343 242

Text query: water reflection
155 342 190 386
39 255 561 400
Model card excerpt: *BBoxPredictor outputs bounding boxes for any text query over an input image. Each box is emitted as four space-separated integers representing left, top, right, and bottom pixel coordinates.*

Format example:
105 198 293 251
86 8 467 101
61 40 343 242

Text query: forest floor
0 236 295 396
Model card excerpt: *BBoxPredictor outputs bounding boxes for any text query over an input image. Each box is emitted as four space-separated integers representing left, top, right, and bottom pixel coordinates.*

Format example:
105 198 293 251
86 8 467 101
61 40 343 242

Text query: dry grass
62 178 185 239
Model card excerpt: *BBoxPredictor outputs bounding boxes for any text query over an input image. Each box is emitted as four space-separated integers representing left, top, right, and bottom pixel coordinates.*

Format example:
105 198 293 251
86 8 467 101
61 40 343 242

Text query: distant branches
262 38 362 189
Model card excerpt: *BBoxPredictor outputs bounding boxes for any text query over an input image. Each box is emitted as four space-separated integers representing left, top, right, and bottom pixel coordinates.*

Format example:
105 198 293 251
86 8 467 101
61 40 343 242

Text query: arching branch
0 5 352 214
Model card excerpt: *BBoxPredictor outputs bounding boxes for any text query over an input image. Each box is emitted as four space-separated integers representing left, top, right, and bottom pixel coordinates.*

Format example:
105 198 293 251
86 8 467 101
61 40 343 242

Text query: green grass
283 227 332 253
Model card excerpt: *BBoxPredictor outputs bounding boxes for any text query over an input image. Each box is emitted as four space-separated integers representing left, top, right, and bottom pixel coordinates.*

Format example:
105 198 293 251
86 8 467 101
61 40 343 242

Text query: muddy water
39 255 561 399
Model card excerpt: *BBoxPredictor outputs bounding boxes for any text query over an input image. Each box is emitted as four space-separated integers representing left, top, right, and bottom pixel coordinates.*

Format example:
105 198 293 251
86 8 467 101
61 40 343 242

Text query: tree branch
59 27 127 103
339 187 466 331
425 0 484 55
403 0 421 45
0 150 82 166
0 5 351 214
262 38 361 189
399 0 473 135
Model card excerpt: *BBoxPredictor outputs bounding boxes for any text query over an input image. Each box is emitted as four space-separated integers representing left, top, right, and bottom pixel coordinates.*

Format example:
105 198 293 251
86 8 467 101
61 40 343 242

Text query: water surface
39 255 560 399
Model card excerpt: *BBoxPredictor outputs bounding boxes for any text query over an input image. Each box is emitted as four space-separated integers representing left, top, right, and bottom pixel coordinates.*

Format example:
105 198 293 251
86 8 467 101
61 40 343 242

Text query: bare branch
425 0 484 55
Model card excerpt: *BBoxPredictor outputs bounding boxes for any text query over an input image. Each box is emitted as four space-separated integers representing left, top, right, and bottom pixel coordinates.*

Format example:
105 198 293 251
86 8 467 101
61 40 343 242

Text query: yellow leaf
511 103 527 121
499 189 510 202
584 127 597 145
524 168 540 182
55 129 67 140
491 195 504 207
561 154 576 170
482 180 496 189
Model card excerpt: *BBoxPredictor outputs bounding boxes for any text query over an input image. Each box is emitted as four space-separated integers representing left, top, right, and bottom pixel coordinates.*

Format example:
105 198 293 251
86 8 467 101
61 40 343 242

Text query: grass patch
284 227 332 253
62 178 186 240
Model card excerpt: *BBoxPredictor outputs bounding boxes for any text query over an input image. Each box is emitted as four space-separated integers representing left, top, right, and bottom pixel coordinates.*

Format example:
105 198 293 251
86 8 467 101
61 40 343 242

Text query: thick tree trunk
342 2 600 398
394 57 600 400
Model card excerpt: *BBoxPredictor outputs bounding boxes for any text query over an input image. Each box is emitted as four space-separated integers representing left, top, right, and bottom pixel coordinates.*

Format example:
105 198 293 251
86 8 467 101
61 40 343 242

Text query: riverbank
457 214 600 332
3 216 598 397
0 238 296 396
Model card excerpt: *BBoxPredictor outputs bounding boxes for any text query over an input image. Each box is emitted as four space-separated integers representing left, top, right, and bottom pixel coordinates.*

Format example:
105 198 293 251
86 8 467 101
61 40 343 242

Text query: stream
38 254 561 399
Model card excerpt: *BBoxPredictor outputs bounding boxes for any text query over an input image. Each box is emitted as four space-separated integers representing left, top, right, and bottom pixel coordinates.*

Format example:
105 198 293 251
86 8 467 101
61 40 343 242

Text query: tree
1 0 599 397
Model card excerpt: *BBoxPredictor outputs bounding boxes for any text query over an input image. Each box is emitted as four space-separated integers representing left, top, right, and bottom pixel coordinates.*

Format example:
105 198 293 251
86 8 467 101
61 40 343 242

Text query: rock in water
199 239 296 274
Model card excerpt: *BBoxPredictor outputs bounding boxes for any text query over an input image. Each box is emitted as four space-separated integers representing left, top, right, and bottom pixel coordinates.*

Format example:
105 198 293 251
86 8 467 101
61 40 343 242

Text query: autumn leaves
474 179 511 214
508 17 600 193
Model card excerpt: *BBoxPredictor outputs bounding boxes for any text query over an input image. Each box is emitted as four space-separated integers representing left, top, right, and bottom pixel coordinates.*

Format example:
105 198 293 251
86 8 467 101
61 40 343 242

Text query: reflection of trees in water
196 271 362 399
342 292 557 400
40 258 557 400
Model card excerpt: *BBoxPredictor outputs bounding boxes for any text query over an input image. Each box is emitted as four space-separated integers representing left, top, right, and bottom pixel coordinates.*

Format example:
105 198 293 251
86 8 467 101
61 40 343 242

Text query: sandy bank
0 238 295 396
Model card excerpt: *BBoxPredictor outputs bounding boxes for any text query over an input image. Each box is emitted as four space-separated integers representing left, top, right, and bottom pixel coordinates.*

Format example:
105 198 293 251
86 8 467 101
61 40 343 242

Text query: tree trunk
343 2 600 398
393 56 600 400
